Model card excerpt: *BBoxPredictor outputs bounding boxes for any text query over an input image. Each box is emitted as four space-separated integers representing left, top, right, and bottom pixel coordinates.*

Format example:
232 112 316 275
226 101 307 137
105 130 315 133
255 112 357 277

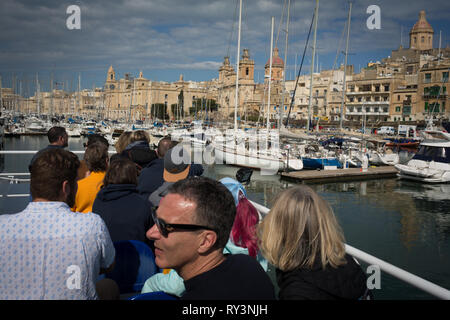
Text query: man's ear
61 180 70 200
197 231 218 254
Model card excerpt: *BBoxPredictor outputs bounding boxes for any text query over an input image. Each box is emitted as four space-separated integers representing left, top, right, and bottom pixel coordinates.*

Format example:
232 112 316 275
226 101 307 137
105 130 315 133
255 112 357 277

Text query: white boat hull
395 160 450 183
214 145 303 174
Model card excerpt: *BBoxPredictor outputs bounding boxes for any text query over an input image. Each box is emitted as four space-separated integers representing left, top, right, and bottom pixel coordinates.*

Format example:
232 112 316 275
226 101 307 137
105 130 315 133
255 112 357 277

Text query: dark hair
47 126 67 143
168 177 236 250
30 148 80 201
85 134 109 148
157 136 173 158
103 158 138 187
84 142 109 172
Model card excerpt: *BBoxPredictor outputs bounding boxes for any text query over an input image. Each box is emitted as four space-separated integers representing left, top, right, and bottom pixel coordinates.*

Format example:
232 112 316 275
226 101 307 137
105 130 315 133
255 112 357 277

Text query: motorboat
80 121 98 136
395 130 450 183
25 117 47 133
66 124 82 137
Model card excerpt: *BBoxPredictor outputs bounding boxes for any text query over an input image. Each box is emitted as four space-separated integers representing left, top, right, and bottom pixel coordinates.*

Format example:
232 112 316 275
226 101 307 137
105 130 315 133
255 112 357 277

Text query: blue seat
128 291 178 300
104 240 160 294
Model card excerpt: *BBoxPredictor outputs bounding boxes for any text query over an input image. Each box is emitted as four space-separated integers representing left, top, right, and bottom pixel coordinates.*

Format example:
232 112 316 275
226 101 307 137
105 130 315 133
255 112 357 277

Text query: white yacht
25 117 47 133
395 130 450 183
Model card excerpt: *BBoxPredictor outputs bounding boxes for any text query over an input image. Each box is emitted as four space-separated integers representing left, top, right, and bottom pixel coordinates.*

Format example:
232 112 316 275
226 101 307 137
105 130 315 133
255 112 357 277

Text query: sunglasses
151 207 216 238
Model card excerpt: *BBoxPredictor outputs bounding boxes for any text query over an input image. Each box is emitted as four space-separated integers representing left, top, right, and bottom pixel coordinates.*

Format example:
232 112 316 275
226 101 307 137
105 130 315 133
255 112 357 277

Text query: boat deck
280 166 399 183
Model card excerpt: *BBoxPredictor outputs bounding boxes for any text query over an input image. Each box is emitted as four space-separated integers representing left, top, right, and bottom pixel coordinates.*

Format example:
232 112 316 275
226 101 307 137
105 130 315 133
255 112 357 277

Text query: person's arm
96 217 116 275
141 269 185 297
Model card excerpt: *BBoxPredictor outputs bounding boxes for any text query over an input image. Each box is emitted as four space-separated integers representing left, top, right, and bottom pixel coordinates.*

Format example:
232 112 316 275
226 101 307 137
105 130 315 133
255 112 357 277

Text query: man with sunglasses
146 177 275 300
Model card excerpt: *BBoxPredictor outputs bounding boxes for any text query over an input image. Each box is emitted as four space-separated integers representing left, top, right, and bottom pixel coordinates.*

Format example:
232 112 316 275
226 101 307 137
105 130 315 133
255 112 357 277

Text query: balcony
422 92 447 99
346 100 389 106
346 90 389 95
345 110 389 116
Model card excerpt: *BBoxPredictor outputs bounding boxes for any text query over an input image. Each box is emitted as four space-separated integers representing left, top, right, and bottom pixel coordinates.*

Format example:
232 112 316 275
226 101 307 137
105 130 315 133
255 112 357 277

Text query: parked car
377 126 395 135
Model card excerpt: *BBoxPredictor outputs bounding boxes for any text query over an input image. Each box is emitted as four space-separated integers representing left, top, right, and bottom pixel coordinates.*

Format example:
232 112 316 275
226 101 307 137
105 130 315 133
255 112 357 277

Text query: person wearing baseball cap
149 145 192 207
163 146 191 182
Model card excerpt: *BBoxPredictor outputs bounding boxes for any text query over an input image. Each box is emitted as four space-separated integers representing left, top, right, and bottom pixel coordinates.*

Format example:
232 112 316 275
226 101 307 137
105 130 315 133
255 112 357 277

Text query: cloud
0 0 448 88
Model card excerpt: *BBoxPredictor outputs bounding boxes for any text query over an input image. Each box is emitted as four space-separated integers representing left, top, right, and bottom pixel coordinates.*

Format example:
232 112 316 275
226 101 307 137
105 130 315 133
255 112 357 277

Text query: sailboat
214 3 302 174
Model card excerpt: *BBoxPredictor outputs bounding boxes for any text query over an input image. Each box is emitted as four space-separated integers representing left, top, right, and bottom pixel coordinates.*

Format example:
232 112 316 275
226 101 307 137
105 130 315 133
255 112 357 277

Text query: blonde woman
258 185 369 300
114 131 132 154
111 130 157 169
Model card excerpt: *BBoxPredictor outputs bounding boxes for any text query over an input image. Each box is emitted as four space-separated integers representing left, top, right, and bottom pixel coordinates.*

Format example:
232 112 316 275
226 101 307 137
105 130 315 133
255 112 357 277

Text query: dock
280 166 399 183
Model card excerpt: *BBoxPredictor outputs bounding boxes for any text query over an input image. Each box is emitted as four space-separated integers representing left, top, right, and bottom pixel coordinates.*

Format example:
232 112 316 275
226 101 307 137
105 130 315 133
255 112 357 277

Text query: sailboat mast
78 73 81 118
50 72 54 117
0 75 3 112
280 0 290 130
340 1 352 130
267 16 275 133
129 78 135 123
234 0 242 133
36 73 40 116
307 0 319 132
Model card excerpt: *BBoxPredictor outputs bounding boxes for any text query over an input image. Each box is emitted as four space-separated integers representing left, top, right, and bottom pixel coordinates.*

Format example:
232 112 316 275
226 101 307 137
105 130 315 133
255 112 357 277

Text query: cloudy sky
0 0 449 94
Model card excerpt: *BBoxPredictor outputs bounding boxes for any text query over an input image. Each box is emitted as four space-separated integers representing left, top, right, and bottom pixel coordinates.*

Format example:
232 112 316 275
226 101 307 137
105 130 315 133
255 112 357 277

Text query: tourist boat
395 130 450 183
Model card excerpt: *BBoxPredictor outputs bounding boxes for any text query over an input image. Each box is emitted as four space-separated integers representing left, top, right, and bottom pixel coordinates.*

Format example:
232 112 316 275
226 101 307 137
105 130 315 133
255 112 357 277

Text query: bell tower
409 10 434 51
219 56 235 83
265 47 284 81
239 49 255 83
107 65 116 82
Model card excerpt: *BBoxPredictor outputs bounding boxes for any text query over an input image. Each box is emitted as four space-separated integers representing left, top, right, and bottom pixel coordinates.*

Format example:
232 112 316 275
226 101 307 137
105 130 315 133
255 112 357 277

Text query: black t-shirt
181 254 275 300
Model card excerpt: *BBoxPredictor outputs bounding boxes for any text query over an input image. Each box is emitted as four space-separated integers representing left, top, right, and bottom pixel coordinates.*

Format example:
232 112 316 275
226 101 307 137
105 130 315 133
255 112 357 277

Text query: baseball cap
219 177 247 206
163 146 191 182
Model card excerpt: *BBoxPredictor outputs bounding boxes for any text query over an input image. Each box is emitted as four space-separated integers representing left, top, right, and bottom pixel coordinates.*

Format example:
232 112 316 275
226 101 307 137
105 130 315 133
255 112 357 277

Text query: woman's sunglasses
151 207 216 237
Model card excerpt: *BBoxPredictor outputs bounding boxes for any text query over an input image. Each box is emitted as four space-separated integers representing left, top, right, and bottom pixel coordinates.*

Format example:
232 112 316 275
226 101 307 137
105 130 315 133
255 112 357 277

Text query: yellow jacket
72 171 105 213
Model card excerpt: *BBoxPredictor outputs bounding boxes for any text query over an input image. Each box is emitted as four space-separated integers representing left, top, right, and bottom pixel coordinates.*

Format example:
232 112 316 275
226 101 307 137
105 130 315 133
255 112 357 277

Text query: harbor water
1 135 449 300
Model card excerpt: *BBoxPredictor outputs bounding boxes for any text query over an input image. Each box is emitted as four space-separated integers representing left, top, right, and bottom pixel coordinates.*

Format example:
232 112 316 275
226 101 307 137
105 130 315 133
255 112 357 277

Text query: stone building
216 49 264 122
0 87 20 112
285 67 348 122
104 66 212 121
417 61 449 121
345 9 449 124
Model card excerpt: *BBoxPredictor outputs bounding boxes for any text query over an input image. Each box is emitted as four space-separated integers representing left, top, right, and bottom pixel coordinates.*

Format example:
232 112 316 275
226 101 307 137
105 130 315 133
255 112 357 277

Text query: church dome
410 10 433 34
265 47 284 68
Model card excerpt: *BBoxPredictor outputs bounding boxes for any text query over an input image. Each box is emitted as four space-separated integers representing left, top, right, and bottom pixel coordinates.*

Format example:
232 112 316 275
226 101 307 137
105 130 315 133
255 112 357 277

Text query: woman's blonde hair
114 131 132 153
257 185 346 272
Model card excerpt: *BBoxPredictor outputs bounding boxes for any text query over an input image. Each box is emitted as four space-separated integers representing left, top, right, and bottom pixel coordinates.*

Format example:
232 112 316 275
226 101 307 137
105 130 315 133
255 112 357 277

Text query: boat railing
249 200 450 300
0 150 449 299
